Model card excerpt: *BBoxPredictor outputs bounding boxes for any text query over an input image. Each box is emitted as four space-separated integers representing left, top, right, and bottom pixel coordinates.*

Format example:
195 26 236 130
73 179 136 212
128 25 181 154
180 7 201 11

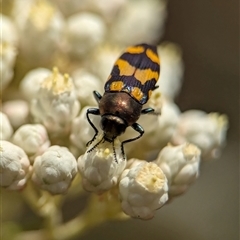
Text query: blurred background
79 1 239 240
2 0 239 240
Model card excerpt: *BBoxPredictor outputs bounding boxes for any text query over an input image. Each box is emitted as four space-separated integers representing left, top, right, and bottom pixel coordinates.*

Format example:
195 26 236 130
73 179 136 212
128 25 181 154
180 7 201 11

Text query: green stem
21 180 42 214
16 190 128 240
21 181 64 240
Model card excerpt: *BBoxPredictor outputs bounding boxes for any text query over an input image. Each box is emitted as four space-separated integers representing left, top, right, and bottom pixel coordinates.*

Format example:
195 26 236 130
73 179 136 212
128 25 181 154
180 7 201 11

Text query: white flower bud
157 42 184 99
125 97 180 160
78 134 126 193
119 161 168 220
0 141 31 190
55 0 127 23
110 0 167 45
88 0 127 23
0 112 13 140
155 143 201 197
12 124 50 162
31 68 80 134
2 100 29 129
65 13 106 58
0 44 17 90
70 106 99 154
72 69 102 106
19 68 52 101
12 0 65 65
124 158 146 170
1 14 18 46
1 16 18 91
171 110 228 159
90 45 122 82
32 146 77 194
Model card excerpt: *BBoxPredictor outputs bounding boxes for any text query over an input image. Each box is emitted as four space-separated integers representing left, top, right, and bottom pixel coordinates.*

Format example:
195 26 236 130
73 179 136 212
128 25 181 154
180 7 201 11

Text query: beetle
86 43 160 160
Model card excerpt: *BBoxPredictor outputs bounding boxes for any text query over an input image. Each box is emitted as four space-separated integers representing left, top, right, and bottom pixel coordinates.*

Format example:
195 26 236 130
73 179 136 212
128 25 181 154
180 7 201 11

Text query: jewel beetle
86 43 160 159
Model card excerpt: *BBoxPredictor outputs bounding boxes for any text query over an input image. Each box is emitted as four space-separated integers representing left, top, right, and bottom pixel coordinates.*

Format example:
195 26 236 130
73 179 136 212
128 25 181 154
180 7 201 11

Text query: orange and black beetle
86 43 160 159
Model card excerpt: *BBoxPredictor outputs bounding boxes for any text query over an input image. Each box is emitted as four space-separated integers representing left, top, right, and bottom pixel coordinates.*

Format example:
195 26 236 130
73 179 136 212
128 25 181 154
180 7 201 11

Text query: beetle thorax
99 92 142 127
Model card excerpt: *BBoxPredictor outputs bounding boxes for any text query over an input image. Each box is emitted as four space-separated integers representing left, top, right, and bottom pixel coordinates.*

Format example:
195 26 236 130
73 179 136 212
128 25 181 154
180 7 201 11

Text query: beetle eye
100 118 106 129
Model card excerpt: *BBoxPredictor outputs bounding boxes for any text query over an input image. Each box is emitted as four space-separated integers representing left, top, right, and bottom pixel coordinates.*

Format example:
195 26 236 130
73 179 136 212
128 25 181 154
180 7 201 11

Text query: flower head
12 124 50 162
20 68 52 101
78 134 126 193
12 0 65 65
32 145 77 194
66 12 106 58
0 141 31 190
109 0 167 45
0 14 18 90
2 100 29 129
31 67 80 135
171 110 228 159
119 160 168 220
125 97 180 159
72 69 102 107
0 112 13 140
155 143 201 198
157 42 184 100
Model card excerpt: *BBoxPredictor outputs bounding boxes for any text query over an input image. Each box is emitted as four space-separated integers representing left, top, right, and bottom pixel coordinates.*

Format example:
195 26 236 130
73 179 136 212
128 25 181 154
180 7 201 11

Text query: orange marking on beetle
131 87 144 101
115 59 136 76
126 46 145 54
110 81 124 91
134 68 159 84
146 49 160 64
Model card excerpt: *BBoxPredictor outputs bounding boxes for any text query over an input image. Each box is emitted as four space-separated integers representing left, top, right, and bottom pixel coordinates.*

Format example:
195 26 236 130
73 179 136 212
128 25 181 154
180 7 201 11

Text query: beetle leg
141 107 155 114
142 107 161 116
123 123 144 144
112 138 118 163
86 108 100 146
121 123 144 159
87 134 104 153
93 91 102 103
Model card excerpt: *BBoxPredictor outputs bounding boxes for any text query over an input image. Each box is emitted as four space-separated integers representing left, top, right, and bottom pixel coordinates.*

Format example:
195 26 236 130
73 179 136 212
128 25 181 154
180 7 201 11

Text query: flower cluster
1 0 228 239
